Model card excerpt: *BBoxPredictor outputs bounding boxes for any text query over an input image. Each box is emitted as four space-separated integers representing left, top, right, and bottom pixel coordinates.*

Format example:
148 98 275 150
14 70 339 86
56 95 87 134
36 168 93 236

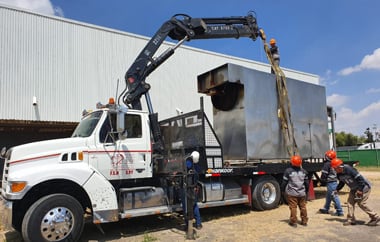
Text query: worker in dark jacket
319 150 344 216
182 151 202 230
281 155 309 227
331 158 380 226
269 38 280 74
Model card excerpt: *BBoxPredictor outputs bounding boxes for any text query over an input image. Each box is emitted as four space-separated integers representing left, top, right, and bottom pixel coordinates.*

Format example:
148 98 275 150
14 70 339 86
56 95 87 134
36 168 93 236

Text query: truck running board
197 195 249 209
119 195 249 219
119 205 172 219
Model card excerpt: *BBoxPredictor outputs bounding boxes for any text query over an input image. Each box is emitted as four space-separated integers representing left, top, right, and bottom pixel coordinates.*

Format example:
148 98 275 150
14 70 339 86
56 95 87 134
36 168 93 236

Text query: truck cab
74 106 153 180
1 102 158 241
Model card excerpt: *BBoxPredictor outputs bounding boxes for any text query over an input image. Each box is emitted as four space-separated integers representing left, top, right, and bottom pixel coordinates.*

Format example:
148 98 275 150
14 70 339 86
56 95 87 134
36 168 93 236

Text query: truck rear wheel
21 193 84 242
251 176 281 211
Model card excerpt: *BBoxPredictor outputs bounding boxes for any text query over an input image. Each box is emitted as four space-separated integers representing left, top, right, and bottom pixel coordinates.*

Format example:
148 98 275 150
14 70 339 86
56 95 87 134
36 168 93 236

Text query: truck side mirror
116 112 128 140
116 106 128 140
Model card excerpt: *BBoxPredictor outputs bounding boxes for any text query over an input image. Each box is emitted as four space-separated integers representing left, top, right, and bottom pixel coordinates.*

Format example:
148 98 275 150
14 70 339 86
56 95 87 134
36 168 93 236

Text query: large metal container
198 63 329 162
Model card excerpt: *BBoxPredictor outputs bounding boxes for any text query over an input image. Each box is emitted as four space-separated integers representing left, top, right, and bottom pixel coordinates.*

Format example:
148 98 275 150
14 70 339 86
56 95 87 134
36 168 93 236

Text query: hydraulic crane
119 11 265 153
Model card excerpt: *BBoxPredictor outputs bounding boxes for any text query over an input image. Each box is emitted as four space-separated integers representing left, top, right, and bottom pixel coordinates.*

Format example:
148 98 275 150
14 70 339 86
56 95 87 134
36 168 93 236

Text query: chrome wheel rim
40 207 74 241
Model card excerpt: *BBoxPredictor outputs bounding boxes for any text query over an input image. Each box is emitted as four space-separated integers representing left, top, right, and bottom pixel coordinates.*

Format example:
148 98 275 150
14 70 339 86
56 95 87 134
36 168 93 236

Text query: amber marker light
11 181 27 193
78 151 84 161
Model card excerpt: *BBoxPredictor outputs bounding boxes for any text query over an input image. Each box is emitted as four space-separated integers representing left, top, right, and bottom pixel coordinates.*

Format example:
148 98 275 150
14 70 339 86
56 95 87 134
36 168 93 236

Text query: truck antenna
115 79 119 104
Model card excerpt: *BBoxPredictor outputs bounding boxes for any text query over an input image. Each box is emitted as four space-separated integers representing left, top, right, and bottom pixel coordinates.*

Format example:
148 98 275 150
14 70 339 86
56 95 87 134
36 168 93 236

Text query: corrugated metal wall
0 4 319 123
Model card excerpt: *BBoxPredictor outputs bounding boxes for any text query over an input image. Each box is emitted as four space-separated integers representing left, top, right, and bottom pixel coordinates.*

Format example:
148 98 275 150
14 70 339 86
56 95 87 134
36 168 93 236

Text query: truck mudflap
0 197 13 231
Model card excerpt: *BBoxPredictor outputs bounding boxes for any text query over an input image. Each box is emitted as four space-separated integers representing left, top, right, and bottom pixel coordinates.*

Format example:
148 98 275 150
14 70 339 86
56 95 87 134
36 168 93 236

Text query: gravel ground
1 171 380 242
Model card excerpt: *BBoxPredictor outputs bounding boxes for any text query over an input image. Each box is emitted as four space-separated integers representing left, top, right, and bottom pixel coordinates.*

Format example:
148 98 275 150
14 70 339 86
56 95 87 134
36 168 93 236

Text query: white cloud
0 0 61 16
366 88 380 94
338 48 380 76
320 69 339 87
334 101 380 136
326 93 348 108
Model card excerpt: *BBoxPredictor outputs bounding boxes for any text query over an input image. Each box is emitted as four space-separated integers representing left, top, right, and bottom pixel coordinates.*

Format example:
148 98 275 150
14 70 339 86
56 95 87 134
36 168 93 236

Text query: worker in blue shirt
319 150 344 216
182 151 202 230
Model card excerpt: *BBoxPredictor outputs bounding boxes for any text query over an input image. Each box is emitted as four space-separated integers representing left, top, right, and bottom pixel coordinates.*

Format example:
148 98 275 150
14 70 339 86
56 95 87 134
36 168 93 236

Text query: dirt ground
1 171 380 242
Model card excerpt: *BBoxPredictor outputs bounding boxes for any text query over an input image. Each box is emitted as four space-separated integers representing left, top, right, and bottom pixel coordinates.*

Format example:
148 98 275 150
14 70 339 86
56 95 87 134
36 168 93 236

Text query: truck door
94 112 152 180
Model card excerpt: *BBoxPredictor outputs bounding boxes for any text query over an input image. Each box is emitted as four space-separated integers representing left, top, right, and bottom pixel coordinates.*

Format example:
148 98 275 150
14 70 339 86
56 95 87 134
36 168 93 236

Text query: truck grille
1 159 8 192
1 149 11 193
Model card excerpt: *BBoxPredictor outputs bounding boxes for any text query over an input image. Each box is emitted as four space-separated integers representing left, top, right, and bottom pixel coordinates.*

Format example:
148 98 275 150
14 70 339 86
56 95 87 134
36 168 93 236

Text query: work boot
288 222 297 228
343 221 356 226
319 208 329 214
332 212 344 217
368 217 380 226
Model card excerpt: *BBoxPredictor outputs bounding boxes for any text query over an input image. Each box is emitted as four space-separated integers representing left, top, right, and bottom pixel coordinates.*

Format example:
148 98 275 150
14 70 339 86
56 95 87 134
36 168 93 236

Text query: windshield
72 111 103 137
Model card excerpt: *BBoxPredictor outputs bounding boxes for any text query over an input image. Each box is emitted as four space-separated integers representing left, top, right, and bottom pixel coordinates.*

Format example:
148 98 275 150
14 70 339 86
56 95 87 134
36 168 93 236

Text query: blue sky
2 0 380 137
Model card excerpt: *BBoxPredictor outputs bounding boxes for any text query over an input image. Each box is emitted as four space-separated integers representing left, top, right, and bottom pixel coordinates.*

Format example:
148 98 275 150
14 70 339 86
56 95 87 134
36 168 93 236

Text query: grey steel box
120 187 166 210
198 63 329 161
199 181 224 202
224 181 243 200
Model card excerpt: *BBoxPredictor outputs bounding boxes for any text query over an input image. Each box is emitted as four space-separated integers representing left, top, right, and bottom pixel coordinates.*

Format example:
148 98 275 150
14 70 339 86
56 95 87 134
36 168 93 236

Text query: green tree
335 131 362 147
335 132 346 147
358 135 367 144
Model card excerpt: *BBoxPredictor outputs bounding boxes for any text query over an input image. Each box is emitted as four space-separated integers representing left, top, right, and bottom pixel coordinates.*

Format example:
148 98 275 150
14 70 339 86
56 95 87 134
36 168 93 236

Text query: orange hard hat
330 158 343 168
325 150 337 161
291 155 302 167
269 38 276 45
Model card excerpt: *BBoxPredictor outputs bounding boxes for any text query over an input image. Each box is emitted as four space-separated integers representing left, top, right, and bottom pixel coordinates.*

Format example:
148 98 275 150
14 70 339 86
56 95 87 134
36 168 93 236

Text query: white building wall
0 5 319 123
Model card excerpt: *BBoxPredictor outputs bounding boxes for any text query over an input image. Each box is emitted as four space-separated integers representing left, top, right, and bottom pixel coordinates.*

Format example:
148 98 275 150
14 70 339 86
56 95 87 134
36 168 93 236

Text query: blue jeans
323 181 343 214
181 188 202 226
192 202 201 226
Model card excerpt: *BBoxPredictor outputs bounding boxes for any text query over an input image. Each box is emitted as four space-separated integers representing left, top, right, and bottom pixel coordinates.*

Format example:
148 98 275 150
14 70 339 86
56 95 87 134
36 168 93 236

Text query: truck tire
251 176 281 211
21 193 84 242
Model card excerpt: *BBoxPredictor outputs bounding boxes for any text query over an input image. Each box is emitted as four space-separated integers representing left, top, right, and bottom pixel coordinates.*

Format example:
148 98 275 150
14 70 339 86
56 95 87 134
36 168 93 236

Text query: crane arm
119 12 263 153
120 12 261 109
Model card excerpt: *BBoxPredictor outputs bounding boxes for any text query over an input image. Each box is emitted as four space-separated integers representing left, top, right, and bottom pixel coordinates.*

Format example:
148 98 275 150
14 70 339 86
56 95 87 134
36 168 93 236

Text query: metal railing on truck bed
158 109 224 174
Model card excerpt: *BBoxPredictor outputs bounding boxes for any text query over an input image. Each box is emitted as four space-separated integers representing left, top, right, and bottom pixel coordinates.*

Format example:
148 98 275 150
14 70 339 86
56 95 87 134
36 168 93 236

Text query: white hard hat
191 151 200 163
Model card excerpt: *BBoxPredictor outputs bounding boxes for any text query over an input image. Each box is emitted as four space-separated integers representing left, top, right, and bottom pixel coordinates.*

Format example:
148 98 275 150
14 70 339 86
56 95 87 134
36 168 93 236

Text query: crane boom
119 11 263 153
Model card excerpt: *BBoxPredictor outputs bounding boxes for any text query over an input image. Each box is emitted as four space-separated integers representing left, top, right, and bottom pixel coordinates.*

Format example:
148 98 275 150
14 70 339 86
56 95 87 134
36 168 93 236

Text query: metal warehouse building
0 4 319 149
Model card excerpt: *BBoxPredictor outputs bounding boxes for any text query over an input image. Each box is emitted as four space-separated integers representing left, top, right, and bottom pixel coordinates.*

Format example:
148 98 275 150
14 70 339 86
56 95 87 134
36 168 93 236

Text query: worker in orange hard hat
319 150 344 216
281 155 309 227
269 38 280 74
331 158 380 226
269 38 276 45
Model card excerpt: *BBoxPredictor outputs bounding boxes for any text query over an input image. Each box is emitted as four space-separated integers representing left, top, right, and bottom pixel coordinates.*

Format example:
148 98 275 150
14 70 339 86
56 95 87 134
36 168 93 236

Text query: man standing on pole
269 38 280 74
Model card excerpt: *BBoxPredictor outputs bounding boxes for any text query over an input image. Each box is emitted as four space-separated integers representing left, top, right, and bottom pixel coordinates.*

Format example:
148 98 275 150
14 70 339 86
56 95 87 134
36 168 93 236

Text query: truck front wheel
251 176 281 211
21 194 84 242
